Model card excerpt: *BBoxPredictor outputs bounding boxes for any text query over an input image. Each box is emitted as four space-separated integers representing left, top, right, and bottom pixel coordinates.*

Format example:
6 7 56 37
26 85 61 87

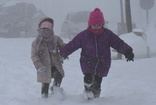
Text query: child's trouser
41 66 62 97
84 73 102 98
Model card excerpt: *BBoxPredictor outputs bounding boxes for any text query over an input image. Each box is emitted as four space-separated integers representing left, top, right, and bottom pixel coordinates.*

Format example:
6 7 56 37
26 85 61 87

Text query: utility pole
117 0 124 59
125 0 132 33
120 0 124 24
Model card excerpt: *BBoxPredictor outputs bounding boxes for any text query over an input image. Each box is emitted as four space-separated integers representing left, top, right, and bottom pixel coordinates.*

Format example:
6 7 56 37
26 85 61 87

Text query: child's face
40 21 53 30
90 24 103 29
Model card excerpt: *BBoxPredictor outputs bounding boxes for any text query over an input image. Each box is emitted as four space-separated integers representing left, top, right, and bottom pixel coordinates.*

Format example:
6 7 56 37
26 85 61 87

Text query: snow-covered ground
0 25 156 105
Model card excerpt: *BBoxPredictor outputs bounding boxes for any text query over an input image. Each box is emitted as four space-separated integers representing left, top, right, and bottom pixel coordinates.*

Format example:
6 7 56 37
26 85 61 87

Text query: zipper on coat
94 36 100 75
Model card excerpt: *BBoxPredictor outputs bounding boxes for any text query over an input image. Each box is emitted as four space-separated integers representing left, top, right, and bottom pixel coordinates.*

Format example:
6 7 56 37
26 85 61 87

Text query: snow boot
92 88 101 98
83 83 94 100
91 82 101 98
50 86 65 100
50 86 63 93
91 75 102 98
83 90 94 100
83 73 94 100
41 83 49 98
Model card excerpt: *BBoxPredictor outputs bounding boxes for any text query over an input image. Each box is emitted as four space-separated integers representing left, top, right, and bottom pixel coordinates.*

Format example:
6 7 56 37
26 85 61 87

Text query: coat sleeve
60 34 82 58
109 30 133 55
56 36 66 50
31 40 41 69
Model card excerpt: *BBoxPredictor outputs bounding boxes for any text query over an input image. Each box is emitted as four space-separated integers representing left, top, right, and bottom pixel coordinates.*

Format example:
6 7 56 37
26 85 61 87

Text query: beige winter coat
31 35 65 83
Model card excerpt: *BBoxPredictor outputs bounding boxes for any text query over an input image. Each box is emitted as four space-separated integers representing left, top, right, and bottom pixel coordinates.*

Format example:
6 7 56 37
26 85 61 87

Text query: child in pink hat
87 8 105 35
60 8 134 100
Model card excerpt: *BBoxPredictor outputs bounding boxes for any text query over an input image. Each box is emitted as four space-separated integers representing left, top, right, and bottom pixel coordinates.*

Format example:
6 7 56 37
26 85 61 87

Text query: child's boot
41 83 49 98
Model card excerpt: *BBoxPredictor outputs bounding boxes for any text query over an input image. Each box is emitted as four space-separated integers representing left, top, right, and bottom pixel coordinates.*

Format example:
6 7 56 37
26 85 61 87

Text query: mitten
37 64 46 73
125 49 134 62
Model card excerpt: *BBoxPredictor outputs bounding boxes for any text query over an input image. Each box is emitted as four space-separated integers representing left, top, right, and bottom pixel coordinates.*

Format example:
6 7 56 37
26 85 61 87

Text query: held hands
60 56 69 60
60 56 66 61
125 49 134 62
37 64 46 73
60 56 69 64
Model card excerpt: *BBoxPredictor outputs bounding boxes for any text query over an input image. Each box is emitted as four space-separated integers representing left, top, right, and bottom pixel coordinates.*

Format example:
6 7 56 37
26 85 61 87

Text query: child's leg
84 73 94 91
91 75 102 98
83 73 94 99
51 66 63 87
41 83 49 98
53 70 62 87
84 74 102 98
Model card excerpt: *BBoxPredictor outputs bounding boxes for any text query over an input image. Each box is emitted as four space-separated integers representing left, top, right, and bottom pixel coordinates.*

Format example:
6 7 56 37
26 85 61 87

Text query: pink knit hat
40 21 52 30
88 8 105 26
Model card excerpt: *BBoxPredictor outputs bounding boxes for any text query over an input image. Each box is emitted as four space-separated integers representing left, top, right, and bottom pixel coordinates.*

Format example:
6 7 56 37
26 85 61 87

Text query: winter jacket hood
38 17 54 29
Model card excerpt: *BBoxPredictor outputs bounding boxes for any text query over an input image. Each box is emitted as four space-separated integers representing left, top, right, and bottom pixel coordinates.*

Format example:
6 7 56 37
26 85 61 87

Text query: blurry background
0 0 155 37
